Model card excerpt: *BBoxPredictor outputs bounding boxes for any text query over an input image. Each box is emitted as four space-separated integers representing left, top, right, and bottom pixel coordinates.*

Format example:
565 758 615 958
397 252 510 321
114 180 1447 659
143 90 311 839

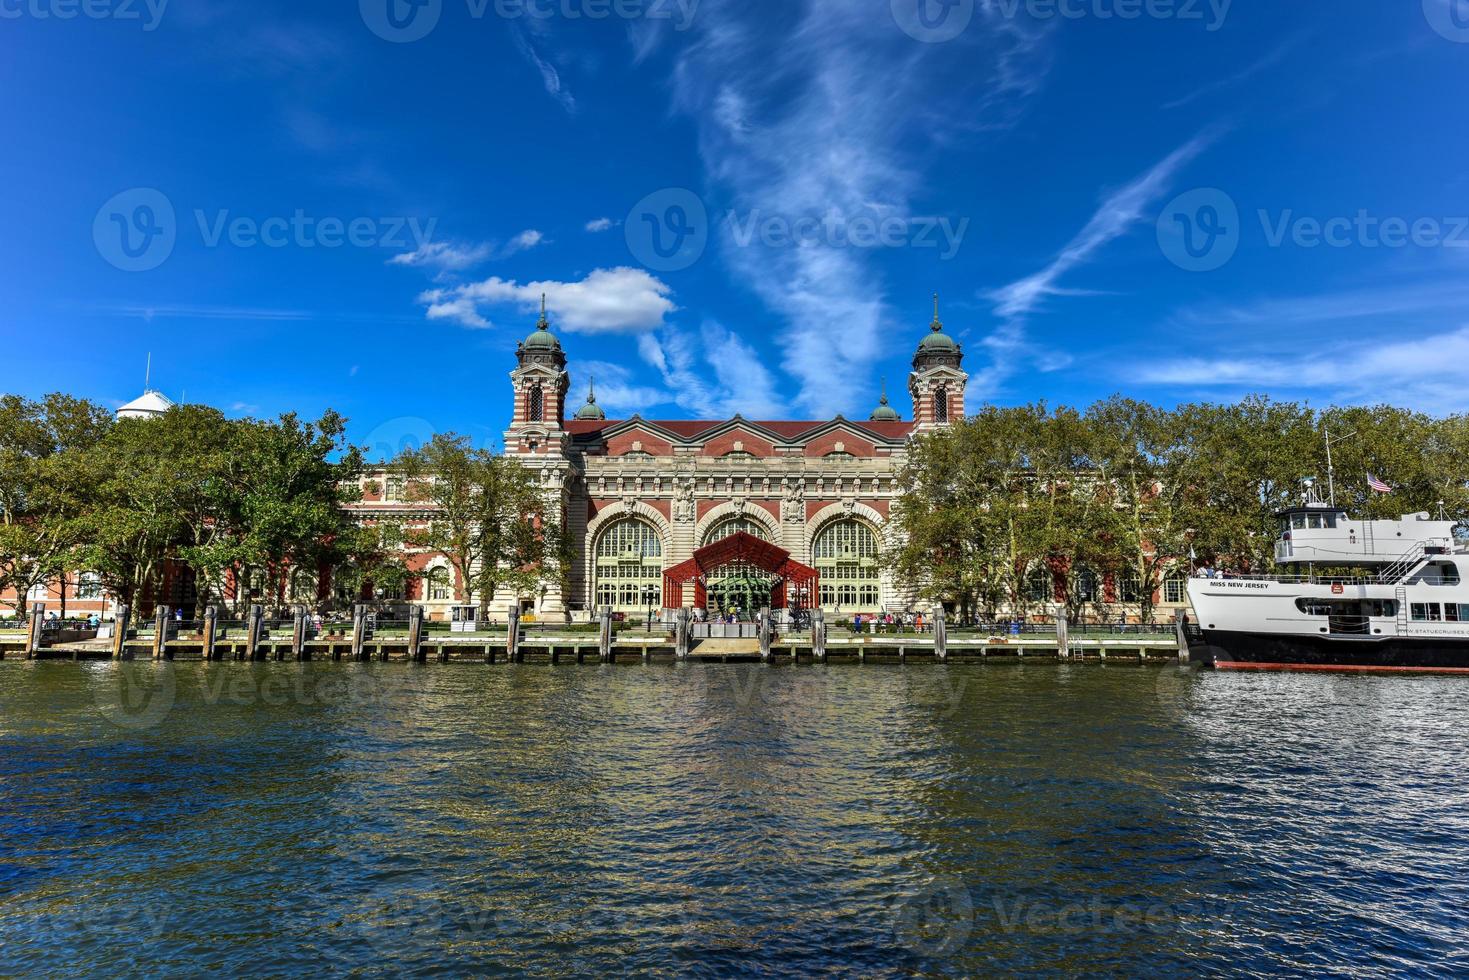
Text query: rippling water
1 661 1467 976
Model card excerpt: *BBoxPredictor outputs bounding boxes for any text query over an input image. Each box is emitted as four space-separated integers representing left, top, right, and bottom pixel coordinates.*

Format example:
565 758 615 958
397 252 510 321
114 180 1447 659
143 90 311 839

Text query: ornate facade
490 299 967 621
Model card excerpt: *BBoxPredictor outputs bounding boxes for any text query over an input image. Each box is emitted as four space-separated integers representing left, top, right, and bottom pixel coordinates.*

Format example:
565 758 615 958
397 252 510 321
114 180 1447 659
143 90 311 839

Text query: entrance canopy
663 532 819 611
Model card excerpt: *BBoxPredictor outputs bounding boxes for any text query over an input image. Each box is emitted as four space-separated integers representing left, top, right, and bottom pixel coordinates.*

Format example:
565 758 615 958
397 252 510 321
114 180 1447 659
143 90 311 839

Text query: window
528 384 544 422
1308 514 1325 529
1411 603 1443 622
385 475 405 501
703 516 771 546
594 518 663 612
1164 574 1188 604
76 573 103 600
1025 565 1054 604
1291 515 1307 530
813 520 880 611
1072 567 1099 604
1446 604 1462 623
427 567 453 602
934 387 948 423
288 567 318 604
722 451 755 460
1118 572 1147 605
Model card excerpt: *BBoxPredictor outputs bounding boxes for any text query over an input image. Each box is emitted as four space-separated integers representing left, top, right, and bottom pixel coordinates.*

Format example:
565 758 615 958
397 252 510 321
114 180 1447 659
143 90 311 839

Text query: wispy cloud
389 230 546 273
565 359 669 416
585 217 615 233
661 0 1050 416
1171 280 1469 327
419 267 676 333
638 322 787 418
512 27 575 113
78 303 312 322
1162 38 1301 110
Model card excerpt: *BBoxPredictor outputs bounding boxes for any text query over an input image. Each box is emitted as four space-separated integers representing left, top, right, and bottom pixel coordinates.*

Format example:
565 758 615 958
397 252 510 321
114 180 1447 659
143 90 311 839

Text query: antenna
144 352 152 392
1323 425 1358 508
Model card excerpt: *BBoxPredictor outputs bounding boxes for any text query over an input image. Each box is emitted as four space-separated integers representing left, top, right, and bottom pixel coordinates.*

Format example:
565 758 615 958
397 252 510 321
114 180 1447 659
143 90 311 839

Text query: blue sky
4 0 1468 456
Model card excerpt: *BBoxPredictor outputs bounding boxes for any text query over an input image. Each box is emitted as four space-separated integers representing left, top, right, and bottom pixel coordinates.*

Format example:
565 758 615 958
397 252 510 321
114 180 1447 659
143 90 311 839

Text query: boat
1185 490 1469 673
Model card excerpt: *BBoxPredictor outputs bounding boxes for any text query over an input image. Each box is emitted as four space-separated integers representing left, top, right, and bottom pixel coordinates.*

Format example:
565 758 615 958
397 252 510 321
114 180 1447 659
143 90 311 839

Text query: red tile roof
565 417 915 442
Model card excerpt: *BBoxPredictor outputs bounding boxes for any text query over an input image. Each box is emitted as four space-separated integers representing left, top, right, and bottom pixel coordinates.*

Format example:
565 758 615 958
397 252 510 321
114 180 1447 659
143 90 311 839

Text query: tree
396 435 554 619
0 394 111 619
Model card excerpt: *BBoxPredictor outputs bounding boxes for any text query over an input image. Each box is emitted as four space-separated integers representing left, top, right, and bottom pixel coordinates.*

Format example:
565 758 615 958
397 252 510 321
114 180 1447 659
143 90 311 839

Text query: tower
505 294 571 455
908 294 966 430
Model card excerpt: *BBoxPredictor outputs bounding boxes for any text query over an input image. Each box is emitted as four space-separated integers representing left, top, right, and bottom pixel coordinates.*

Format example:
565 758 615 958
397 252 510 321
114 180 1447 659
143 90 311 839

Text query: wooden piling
152 605 169 660
202 606 218 660
933 606 947 662
1174 608 1190 664
351 604 367 662
812 608 827 663
598 606 613 663
1055 604 1069 659
291 606 307 661
26 603 45 659
759 607 772 663
674 607 690 661
245 604 265 661
112 604 131 660
507 606 521 664
408 605 424 663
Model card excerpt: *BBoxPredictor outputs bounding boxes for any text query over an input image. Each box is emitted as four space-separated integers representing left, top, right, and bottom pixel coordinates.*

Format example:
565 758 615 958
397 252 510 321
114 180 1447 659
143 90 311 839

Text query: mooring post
812 608 827 663
292 606 307 661
201 605 218 660
933 606 948 662
152 605 170 660
245 604 265 661
351 604 367 662
26 603 45 659
675 607 690 661
408 605 424 663
507 605 521 664
112 603 131 660
598 606 614 663
759 607 773 663
1174 608 1191 664
1055 604 1069 660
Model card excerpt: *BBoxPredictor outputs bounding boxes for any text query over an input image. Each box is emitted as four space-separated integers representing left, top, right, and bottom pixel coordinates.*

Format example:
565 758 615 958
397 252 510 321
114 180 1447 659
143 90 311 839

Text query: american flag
1367 473 1394 494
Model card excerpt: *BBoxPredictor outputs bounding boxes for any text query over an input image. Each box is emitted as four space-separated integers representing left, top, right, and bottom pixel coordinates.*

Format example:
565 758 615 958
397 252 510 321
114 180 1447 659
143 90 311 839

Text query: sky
3 0 1468 457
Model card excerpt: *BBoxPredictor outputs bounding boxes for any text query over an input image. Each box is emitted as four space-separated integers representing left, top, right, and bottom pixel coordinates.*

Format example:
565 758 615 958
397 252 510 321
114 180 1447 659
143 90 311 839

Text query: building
354 299 969 622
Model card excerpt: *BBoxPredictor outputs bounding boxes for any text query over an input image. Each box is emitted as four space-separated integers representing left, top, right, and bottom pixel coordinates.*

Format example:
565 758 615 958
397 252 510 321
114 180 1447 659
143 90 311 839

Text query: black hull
1190 630 1469 673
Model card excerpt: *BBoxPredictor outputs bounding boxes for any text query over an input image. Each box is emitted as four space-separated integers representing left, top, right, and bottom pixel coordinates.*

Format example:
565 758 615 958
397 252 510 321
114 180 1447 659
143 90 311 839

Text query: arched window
528 384 544 422
702 516 771 547
288 567 318 604
1163 572 1188 604
1026 564 1054 604
1072 566 1099 604
593 518 663 612
427 567 453 602
934 386 948 423
812 520 880 611
1119 571 1148 605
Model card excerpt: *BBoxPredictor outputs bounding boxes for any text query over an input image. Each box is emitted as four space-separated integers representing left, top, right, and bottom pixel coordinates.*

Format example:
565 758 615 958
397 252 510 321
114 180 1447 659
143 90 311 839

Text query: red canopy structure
662 532 819 611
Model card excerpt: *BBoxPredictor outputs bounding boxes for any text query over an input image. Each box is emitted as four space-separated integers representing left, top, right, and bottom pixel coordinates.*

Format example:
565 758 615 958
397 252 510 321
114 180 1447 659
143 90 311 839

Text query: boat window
1364 599 1398 618
1447 605 1463 623
1307 514 1325 529
1295 599 1396 617
1291 515 1307 530
1411 603 1443 622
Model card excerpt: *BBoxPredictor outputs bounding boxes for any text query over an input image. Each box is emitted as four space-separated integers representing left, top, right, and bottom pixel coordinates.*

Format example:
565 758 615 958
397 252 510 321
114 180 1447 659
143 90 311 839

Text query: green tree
396 435 553 619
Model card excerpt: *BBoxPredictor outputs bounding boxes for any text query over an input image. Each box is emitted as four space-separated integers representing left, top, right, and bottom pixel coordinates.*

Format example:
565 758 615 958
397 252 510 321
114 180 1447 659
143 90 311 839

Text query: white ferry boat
1186 495 1469 673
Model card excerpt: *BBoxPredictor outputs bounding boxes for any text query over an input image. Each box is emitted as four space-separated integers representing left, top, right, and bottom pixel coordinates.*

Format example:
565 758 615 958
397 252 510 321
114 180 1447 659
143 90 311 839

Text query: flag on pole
1367 474 1393 494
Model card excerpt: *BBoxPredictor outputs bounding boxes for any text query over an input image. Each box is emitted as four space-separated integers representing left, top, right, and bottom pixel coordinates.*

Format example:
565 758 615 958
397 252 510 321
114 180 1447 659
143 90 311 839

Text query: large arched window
287 567 318 605
1026 564 1055 605
426 566 453 602
702 515 771 547
593 517 664 612
934 386 949 423
1072 566 1100 604
813 519 880 611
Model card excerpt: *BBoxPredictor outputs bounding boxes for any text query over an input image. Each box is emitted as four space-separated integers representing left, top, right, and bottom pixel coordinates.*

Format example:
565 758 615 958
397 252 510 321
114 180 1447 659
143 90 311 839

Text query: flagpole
1326 425 1336 507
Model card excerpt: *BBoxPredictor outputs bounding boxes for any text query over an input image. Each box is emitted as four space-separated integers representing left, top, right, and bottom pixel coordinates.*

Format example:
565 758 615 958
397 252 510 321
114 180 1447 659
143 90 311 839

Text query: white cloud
638 322 787 418
389 240 494 272
1137 324 1469 413
661 1 1050 416
585 217 615 233
507 229 545 254
420 267 676 333
565 360 668 417
512 27 575 113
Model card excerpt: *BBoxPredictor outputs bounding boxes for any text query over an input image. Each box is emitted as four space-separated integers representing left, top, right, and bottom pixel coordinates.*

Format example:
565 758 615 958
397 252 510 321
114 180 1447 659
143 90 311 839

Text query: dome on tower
522 294 561 351
869 380 901 422
116 390 174 420
574 378 606 421
918 293 959 353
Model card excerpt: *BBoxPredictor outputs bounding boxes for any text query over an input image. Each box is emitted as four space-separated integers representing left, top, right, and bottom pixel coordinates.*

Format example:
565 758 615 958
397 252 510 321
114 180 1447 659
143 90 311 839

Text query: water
1 661 1467 977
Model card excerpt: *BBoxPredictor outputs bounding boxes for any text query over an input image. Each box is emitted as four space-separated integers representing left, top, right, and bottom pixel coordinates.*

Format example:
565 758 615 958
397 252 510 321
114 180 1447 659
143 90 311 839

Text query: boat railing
1196 572 1378 586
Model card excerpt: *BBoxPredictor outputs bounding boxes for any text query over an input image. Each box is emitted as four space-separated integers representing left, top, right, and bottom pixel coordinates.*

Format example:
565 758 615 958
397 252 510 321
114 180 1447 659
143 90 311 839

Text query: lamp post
645 585 656 633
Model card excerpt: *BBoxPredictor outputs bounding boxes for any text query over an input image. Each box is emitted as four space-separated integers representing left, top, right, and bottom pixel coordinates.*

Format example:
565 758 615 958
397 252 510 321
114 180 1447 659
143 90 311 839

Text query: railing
1378 542 1430 585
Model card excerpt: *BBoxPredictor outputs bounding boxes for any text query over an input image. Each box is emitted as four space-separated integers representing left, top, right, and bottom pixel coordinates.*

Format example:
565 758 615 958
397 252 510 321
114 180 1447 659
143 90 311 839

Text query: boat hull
1191 630 1469 674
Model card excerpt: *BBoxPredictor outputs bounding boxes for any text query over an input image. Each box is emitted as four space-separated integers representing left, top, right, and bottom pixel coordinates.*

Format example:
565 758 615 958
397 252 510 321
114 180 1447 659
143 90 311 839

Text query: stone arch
583 502 672 610
805 501 889 552
694 500 779 547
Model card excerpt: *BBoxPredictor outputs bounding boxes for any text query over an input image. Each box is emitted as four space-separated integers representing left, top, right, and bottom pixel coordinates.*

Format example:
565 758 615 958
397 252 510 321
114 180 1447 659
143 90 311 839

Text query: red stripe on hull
1214 661 1469 675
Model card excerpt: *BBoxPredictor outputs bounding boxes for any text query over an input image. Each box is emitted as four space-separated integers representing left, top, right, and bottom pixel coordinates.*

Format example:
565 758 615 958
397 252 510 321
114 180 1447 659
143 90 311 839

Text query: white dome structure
116 390 175 420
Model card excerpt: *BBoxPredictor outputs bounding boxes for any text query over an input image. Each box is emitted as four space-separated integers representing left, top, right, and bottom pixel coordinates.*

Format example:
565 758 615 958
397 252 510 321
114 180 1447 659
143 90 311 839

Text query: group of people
849 612 928 634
